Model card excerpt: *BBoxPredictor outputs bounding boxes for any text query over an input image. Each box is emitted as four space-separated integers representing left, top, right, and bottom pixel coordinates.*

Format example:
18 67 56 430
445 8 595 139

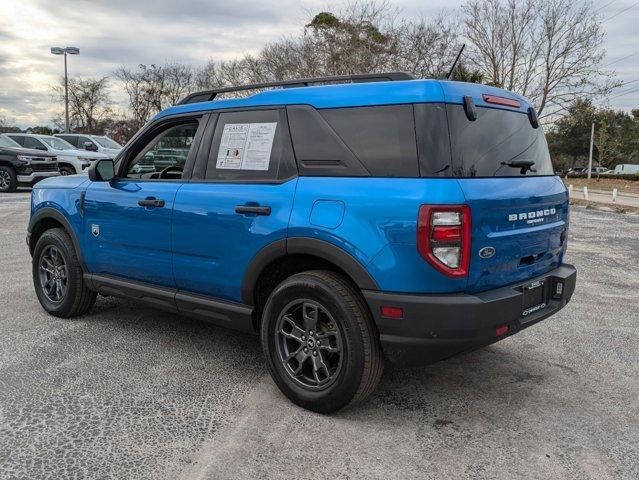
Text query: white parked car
54 133 122 158
7 134 110 176
613 164 639 175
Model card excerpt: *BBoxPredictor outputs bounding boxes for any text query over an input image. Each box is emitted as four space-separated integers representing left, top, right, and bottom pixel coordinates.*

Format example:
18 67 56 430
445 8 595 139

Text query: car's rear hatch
458 177 568 293
440 82 569 293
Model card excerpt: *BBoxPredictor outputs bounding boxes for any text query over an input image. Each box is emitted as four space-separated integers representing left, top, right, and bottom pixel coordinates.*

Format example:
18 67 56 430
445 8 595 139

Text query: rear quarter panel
289 177 468 293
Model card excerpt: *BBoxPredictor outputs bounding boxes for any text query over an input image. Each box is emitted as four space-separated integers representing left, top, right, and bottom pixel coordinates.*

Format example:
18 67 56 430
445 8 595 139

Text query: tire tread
33 228 96 317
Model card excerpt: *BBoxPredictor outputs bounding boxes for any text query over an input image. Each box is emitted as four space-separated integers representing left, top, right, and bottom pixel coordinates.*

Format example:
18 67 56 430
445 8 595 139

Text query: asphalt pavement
1 190 637 480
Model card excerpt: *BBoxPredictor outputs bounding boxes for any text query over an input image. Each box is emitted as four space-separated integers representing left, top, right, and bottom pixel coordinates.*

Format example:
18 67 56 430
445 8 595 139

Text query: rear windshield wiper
500 160 536 174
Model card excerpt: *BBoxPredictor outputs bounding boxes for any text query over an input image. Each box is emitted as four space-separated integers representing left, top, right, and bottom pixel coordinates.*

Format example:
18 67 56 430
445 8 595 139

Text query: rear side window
447 105 554 177
414 103 452 177
205 109 296 182
319 105 418 177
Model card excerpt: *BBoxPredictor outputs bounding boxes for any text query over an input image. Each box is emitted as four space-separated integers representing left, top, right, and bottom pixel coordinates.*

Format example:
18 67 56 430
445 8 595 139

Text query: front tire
59 166 76 176
32 228 96 317
261 270 383 413
0 166 17 193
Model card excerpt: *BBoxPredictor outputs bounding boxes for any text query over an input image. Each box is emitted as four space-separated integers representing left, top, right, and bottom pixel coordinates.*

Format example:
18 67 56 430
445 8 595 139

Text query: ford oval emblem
479 246 495 259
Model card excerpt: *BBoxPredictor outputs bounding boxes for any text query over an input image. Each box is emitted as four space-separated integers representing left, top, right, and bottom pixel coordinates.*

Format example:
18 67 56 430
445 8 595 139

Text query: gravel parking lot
1 190 637 480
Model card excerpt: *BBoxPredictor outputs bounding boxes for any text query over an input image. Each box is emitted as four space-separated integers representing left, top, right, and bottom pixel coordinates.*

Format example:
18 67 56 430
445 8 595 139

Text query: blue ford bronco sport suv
28 73 576 413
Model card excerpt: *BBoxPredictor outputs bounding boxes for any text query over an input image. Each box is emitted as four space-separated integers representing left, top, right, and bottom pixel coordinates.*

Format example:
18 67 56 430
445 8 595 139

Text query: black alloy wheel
275 299 343 390
38 245 68 303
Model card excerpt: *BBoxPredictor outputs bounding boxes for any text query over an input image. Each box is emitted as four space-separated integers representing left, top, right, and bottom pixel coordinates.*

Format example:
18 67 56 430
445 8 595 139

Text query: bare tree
115 63 195 128
193 1 462 92
53 77 112 132
462 0 615 118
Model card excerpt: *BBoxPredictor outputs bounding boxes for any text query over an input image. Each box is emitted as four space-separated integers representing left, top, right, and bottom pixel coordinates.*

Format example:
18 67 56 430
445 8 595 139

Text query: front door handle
138 197 165 208
235 205 271 216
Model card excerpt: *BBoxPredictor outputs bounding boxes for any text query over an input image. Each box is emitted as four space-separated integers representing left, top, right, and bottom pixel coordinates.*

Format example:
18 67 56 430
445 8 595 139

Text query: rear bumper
363 264 576 366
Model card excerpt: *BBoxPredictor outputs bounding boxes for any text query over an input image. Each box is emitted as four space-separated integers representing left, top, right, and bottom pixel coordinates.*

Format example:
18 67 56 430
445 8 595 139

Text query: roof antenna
445 44 466 80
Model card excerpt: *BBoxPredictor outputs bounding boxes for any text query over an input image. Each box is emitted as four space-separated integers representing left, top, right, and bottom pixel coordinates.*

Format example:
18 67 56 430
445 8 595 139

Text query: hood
32 174 90 190
0 146 56 157
59 149 110 160
101 147 121 155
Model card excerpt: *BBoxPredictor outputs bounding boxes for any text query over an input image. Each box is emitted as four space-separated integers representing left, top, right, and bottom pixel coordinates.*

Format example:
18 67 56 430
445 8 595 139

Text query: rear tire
261 270 383 413
0 166 17 193
32 228 96 317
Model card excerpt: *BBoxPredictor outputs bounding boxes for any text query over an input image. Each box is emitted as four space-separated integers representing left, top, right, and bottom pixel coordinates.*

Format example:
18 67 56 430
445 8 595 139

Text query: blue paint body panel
29 78 568 315
289 177 469 293
171 180 297 302
81 180 182 286
456 177 568 293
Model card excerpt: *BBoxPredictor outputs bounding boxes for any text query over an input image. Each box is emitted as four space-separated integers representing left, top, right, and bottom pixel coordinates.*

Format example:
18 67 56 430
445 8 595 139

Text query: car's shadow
85 294 558 420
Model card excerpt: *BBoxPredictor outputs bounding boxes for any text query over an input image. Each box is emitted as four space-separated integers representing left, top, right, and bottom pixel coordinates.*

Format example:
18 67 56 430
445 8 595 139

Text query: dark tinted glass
320 105 418 177
57 135 78 147
414 103 452 176
22 136 47 150
447 105 553 177
287 105 368 177
77 136 94 148
7 135 26 147
205 109 295 182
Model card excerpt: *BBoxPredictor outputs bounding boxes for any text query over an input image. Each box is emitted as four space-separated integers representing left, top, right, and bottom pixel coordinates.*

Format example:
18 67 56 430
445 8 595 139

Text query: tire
32 228 96 317
0 165 17 193
261 270 383 413
59 166 76 176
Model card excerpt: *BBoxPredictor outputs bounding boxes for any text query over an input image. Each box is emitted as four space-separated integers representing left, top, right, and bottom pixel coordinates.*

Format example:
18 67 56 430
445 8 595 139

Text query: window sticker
216 122 277 171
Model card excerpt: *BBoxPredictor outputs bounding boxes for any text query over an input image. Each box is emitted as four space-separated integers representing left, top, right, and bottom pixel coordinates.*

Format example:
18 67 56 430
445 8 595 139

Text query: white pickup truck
6 134 109 175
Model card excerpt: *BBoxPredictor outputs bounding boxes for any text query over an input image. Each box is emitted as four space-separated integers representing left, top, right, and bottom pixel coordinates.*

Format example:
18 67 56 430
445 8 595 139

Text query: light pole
50 47 80 133
587 121 595 180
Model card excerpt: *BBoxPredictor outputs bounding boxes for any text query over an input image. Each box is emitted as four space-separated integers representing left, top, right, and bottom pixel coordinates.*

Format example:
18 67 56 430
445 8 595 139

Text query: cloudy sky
0 0 637 127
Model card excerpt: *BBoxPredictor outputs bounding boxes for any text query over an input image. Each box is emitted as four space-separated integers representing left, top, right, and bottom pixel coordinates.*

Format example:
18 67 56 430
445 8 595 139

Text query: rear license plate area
522 280 546 318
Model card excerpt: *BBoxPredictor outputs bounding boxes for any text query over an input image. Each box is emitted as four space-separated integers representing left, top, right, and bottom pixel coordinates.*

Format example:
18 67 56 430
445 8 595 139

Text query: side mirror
88 158 115 182
84 141 98 152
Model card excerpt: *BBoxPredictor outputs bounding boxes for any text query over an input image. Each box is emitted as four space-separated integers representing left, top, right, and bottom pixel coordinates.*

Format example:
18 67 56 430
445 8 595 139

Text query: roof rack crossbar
176 72 414 105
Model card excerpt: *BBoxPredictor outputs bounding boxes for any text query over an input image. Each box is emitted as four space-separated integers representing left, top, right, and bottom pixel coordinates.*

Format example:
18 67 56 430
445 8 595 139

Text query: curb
569 198 639 215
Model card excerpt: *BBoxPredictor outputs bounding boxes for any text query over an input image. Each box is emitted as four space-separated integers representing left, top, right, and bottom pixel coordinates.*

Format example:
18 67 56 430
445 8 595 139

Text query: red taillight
380 306 404 319
417 205 471 278
482 94 521 109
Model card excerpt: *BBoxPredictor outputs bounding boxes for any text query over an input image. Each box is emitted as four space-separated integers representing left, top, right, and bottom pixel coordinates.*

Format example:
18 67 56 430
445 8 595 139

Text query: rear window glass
447 105 554 177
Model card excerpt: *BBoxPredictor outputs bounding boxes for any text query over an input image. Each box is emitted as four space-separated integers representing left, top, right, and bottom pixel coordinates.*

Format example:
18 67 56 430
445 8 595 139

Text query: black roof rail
176 72 415 105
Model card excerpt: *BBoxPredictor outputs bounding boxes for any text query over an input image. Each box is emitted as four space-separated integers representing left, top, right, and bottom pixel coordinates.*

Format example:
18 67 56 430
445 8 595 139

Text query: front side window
57 135 79 147
447 105 554 177
77 136 96 149
21 136 48 151
126 122 199 179
40 137 75 150
93 136 122 148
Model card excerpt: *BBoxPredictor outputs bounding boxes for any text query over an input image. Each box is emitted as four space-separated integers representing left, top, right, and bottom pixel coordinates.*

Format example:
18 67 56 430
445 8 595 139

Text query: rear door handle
138 197 165 208
235 205 271 216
